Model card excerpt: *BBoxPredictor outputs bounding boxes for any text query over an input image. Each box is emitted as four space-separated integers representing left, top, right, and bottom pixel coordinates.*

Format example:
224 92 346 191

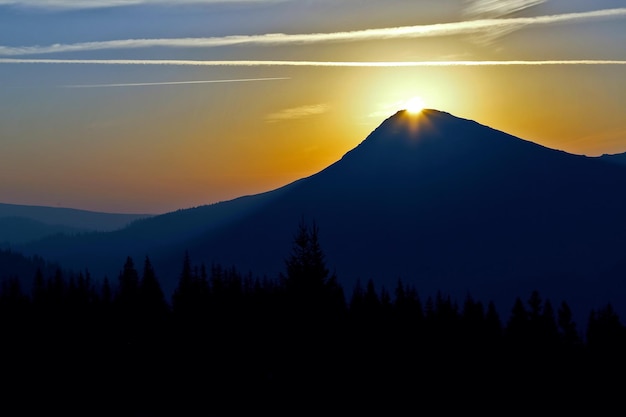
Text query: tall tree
485 301 503 339
172 252 210 322
557 301 579 347
506 296 529 346
117 256 140 309
284 219 329 299
172 251 194 317
139 256 168 318
587 303 625 354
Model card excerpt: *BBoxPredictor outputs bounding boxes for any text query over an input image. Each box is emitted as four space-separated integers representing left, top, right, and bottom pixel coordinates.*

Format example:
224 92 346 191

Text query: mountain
0 203 153 245
19 109 626 321
0 217 84 246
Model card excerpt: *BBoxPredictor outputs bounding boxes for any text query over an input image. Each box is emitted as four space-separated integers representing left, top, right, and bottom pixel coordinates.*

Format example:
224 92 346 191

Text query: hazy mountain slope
0 248 67 285
0 217 85 246
0 203 152 232
19 185 292 286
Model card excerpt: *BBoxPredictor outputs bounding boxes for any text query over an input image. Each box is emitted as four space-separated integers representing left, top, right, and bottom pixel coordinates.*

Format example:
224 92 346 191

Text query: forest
1 220 625 415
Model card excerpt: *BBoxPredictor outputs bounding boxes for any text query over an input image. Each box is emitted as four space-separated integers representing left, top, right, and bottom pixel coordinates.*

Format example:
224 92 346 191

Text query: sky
1 0 625 214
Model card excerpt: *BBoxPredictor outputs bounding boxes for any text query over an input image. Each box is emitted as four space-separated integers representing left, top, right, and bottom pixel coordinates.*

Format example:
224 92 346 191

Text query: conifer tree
424 296 435 321
349 279 365 317
115 257 141 344
284 219 329 299
557 301 579 347
506 297 529 346
172 252 194 316
363 279 381 315
31 268 46 308
539 299 558 346
485 301 503 339
586 303 625 353
139 256 167 315
101 276 112 306
117 256 140 309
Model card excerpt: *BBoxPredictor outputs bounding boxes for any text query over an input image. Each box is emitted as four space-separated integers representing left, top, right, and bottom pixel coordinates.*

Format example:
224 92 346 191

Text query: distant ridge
0 202 153 245
18 109 626 322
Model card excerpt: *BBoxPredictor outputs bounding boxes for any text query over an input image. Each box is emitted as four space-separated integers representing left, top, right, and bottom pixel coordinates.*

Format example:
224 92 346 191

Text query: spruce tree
139 256 167 316
557 301 579 347
284 219 329 299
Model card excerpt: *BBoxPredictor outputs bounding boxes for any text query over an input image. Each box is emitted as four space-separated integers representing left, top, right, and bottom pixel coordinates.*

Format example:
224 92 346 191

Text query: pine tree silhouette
557 301 579 347
284 218 329 301
139 256 168 317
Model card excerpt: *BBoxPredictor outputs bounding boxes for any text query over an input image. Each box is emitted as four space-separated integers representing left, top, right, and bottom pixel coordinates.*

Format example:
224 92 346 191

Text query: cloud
60 77 289 88
464 0 547 17
1 8 624 56
2 58 626 67
463 0 548 44
0 0 282 10
265 104 329 123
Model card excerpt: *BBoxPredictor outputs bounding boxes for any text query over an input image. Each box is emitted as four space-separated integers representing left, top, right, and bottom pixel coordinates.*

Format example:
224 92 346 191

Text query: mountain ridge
0 202 154 246
0 202 153 230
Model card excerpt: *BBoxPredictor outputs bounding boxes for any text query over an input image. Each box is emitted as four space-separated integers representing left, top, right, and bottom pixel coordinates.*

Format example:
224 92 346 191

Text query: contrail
1 8 624 56
2 59 626 67
61 77 290 88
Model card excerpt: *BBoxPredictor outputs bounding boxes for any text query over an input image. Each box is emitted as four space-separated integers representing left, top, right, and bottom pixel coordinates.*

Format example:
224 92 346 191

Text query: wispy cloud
1 8 624 56
464 0 547 17
60 77 289 88
464 0 548 44
265 104 329 123
0 0 282 10
2 59 626 67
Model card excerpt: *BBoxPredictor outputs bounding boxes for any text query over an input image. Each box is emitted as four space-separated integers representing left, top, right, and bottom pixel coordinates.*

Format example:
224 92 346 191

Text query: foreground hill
20 109 626 319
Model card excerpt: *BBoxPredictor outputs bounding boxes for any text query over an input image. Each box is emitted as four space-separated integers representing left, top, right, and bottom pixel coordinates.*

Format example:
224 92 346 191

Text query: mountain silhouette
20 109 626 320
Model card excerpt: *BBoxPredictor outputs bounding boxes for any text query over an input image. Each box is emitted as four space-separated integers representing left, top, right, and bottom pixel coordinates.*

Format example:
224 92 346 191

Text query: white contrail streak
1 8 625 56
2 59 626 67
61 77 290 88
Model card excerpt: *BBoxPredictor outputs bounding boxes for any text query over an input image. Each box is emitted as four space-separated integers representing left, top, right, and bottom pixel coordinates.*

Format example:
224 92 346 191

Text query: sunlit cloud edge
265 104 329 123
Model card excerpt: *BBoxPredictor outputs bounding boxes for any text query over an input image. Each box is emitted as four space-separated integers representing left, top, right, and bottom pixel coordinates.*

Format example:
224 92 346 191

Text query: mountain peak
389 108 464 121
370 108 477 139
346 108 495 158
360 107 555 155
330 107 566 184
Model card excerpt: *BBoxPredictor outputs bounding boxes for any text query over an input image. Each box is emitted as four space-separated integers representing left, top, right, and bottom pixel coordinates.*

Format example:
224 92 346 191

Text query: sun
404 96 425 114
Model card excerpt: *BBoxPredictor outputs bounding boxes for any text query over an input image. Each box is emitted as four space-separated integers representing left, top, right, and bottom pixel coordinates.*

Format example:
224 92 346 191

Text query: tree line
1 220 625 415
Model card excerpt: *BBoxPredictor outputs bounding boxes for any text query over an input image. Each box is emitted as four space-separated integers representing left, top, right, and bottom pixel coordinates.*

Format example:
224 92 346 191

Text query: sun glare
404 96 425 114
